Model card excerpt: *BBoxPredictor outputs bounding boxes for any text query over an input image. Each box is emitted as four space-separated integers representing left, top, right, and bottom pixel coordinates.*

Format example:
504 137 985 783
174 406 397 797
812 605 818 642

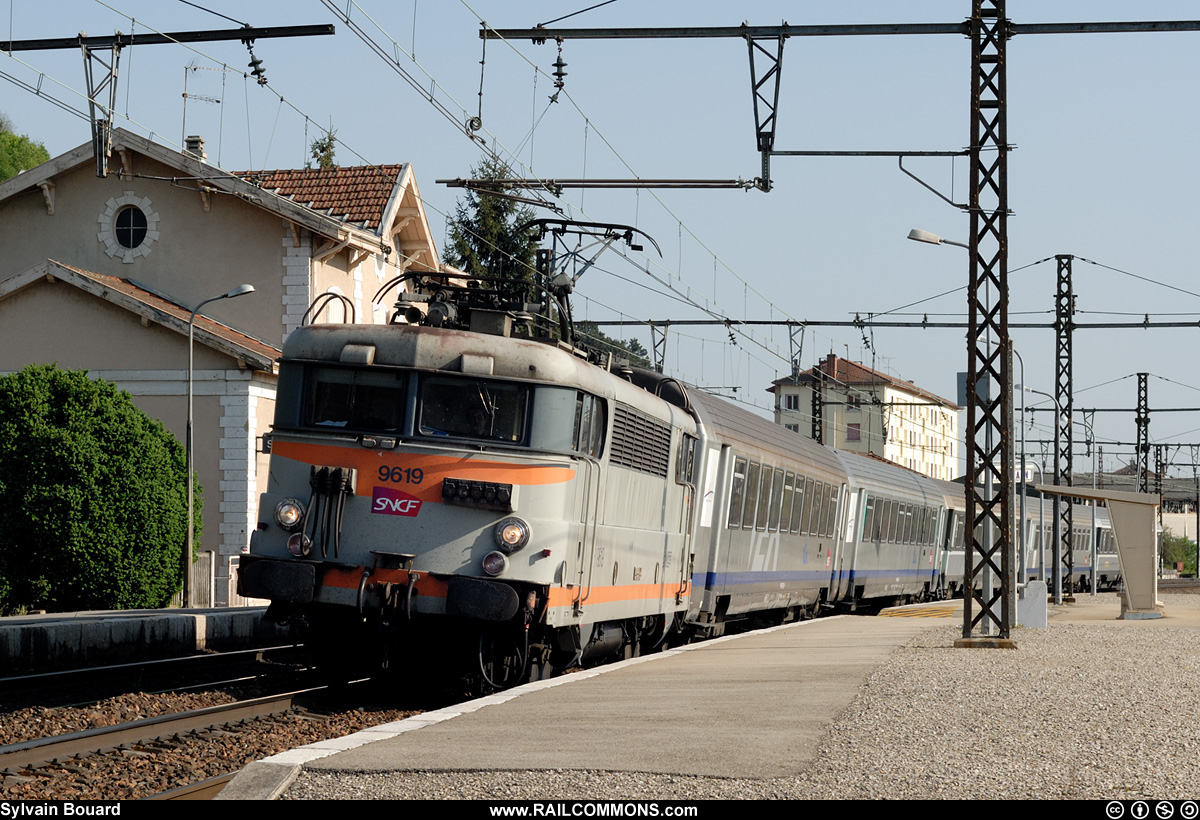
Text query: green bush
1162 528 1198 577
0 365 199 613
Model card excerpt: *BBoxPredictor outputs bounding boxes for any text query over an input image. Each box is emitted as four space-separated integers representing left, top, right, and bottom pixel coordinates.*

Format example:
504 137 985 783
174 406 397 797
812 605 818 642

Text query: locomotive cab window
676 435 697 484
575 392 607 457
304 367 407 432
418 376 528 443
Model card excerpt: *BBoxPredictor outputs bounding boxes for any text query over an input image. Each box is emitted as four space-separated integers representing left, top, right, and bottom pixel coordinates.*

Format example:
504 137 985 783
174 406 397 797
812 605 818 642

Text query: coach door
826 484 852 603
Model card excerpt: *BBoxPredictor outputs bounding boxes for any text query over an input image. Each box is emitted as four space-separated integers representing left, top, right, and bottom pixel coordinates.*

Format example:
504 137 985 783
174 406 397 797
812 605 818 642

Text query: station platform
220 610 944 800
0 607 286 673
220 591 1200 801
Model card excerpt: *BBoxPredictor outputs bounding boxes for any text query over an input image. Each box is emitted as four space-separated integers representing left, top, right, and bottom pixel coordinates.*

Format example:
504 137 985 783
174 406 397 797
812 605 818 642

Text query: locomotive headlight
494 517 530 554
274 498 305 531
287 532 312 558
481 550 509 576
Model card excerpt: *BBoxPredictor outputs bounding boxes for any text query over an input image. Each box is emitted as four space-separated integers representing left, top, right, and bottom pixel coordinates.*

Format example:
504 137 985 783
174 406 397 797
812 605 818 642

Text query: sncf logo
372 485 423 517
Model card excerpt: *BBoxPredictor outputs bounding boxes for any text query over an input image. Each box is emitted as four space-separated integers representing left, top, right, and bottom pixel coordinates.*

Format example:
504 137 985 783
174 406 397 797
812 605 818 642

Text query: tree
0 365 199 614
0 111 50 182
309 127 337 170
442 156 538 284
442 159 650 363
1162 528 1197 577
575 321 651 368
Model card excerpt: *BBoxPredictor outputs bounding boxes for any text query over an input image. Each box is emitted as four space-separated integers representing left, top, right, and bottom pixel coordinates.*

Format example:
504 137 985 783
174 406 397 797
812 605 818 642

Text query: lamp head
907 229 943 246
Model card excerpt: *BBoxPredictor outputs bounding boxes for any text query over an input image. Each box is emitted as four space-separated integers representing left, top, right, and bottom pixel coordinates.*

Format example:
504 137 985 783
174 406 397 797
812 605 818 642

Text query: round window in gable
98 192 160 263
114 205 148 249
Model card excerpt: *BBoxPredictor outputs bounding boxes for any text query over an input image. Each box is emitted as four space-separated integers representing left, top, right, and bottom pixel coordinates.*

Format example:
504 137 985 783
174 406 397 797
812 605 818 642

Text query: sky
4 0 1200 479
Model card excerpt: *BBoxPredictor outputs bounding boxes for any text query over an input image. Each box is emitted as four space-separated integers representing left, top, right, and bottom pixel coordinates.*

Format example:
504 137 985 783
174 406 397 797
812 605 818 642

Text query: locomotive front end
240 324 599 686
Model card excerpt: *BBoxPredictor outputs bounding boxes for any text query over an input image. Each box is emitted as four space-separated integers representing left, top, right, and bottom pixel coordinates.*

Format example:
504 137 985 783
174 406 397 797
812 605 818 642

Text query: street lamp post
1012 346 1029 585
184 284 255 608
1019 384 1066 605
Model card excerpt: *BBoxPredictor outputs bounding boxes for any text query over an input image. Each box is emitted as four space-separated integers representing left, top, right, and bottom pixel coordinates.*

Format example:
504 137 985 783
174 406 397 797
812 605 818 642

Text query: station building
768 354 960 480
0 129 441 605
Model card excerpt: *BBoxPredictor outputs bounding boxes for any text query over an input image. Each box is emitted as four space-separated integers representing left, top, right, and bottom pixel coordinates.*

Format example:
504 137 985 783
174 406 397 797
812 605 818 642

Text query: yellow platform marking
878 603 961 618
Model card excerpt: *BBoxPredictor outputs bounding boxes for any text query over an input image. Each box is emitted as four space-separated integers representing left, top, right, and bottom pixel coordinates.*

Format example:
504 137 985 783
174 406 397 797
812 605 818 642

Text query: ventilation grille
610 405 671 477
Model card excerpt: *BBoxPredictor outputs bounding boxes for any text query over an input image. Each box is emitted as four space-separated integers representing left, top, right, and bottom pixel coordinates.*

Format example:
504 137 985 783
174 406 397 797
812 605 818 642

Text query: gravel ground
0 690 416 800
283 591 1200 801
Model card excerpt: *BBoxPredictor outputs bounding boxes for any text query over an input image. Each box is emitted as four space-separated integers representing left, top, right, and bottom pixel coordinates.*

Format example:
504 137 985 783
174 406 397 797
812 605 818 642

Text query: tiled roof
8 260 280 370
233 165 404 231
770 354 959 409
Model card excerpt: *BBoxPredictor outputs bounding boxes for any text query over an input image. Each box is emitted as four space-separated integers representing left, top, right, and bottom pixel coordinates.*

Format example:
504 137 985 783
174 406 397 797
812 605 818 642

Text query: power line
1079 256 1200 303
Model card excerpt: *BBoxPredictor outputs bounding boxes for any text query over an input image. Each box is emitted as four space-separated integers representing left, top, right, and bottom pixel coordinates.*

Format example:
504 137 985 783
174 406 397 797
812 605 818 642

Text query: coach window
756 466 773 531
806 481 823 536
742 461 762 529
780 472 795 533
765 468 782 531
824 484 839 538
816 480 835 537
800 478 815 535
790 475 806 533
727 457 748 528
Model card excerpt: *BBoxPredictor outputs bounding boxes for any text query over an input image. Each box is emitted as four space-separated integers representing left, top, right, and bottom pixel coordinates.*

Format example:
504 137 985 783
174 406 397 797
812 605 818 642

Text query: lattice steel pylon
747 33 785 191
1054 254 1074 600
650 322 669 373
811 365 823 444
962 0 1013 641
1136 373 1150 493
81 42 122 178
1155 443 1164 576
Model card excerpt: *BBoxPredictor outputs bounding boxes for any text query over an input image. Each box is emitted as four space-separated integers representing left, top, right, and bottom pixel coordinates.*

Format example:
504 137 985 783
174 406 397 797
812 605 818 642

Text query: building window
847 423 861 442
784 393 799 411
785 423 799 433
847 394 861 412
98 192 160 263
114 205 148 248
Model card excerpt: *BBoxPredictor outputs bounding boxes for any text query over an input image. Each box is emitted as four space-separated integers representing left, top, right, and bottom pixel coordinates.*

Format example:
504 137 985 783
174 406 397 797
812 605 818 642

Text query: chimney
184 135 207 162
821 353 837 377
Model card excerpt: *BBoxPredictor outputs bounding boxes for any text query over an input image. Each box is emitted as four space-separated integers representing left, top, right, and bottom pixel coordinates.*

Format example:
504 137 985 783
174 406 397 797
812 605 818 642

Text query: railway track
148 773 237 800
0 688 323 774
0 645 308 710
0 681 417 801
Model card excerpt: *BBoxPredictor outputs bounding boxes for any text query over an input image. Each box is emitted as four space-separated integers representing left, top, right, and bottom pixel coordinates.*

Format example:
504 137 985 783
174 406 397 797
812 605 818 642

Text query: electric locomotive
240 299 698 688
